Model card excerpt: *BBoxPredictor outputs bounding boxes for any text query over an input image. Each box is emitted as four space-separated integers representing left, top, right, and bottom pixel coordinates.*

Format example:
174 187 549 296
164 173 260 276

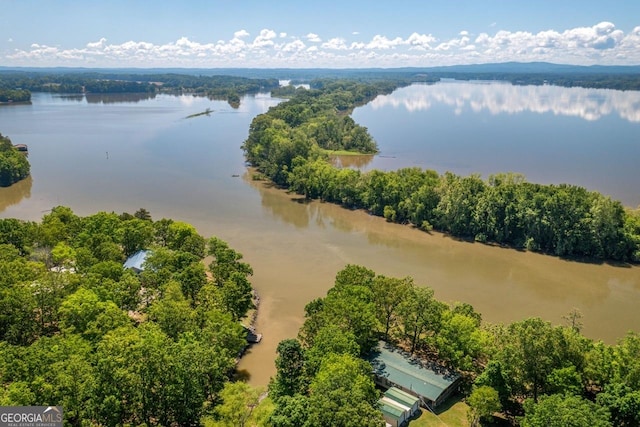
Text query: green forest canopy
0 207 255 426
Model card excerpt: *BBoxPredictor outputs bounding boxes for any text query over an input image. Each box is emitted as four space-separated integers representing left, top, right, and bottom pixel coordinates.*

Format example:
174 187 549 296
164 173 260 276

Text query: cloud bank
5 22 640 68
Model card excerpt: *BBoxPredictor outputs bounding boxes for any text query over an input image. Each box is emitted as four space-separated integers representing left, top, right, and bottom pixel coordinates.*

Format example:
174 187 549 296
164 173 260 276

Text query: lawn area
407 395 511 427
407 396 470 427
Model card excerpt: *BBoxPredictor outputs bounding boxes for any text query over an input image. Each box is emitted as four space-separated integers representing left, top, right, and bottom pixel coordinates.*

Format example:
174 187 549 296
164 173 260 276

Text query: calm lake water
353 81 640 207
1 83 639 386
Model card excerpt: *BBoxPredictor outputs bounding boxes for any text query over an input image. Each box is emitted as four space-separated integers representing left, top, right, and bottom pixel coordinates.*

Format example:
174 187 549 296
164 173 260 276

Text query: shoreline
247 170 639 267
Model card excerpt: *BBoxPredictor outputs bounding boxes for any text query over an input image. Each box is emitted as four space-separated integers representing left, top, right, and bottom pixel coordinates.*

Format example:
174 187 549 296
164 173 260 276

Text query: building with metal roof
379 386 420 427
123 250 150 273
384 387 420 414
368 341 461 408
380 397 407 427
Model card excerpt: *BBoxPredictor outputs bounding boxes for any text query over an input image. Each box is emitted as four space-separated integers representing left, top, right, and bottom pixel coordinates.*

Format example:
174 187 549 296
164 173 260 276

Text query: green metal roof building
380 398 407 427
379 387 421 427
384 387 420 414
367 341 461 409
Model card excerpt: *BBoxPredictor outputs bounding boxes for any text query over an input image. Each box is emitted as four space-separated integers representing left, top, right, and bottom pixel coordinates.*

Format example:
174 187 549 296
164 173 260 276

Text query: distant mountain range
2 62 640 78
410 61 640 74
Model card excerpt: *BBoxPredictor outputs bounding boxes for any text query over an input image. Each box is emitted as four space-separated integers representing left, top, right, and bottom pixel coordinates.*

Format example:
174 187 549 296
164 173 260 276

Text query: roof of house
381 396 410 412
384 387 420 408
379 399 404 420
367 341 460 403
123 250 150 271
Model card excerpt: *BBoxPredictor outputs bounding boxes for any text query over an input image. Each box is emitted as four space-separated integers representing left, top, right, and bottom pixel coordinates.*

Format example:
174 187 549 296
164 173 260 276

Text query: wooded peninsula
243 79 640 263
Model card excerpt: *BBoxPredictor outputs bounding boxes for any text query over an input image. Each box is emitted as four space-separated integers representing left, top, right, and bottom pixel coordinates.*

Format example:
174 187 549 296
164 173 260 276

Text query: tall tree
521 393 611 427
467 386 501 427
398 286 444 353
213 381 263 427
306 353 383 427
271 339 306 399
371 275 412 339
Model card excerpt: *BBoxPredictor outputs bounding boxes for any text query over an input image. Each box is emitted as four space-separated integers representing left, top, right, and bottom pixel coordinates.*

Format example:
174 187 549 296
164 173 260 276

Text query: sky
2 0 640 69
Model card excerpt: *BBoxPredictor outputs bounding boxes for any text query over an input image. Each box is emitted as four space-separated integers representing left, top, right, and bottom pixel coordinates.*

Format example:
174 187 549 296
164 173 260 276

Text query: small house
380 397 407 427
123 250 150 274
384 387 420 416
379 387 420 427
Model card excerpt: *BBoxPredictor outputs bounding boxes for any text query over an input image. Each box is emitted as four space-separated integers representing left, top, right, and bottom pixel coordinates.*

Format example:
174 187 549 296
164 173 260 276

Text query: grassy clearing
407 396 470 427
407 396 511 427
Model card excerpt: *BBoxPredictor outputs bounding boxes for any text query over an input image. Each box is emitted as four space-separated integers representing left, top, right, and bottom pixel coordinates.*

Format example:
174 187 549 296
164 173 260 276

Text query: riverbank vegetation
0 207 256 426
265 264 640 426
0 133 30 187
0 71 279 106
244 81 640 263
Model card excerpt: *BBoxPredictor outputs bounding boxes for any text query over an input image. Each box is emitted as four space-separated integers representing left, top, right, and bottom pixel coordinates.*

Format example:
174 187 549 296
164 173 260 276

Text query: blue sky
2 0 640 68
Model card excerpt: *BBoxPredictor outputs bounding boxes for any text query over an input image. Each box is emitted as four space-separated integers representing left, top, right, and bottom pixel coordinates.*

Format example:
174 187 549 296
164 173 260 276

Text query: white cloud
282 39 306 53
4 22 640 68
87 38 107 49
252 29 277 48
322 37 348 50
306 33 322 43
234 30 250 38
365 35 403 49
406 32 437 50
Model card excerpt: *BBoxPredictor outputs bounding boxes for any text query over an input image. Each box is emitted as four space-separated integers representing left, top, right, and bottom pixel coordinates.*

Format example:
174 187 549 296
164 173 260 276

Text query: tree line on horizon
430 71 640 91
0 72 280 106
243 80 640 263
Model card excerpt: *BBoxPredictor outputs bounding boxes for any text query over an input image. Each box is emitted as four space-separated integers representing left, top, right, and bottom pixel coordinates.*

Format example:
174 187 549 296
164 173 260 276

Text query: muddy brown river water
1 87 638 385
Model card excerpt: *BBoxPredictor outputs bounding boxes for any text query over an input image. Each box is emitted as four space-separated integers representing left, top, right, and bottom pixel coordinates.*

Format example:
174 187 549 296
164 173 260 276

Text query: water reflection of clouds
370 82 640 123
178 94 198 107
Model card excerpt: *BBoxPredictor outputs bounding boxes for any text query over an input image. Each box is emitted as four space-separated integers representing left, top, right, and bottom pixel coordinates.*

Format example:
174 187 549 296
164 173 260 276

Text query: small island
0 133 30 187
